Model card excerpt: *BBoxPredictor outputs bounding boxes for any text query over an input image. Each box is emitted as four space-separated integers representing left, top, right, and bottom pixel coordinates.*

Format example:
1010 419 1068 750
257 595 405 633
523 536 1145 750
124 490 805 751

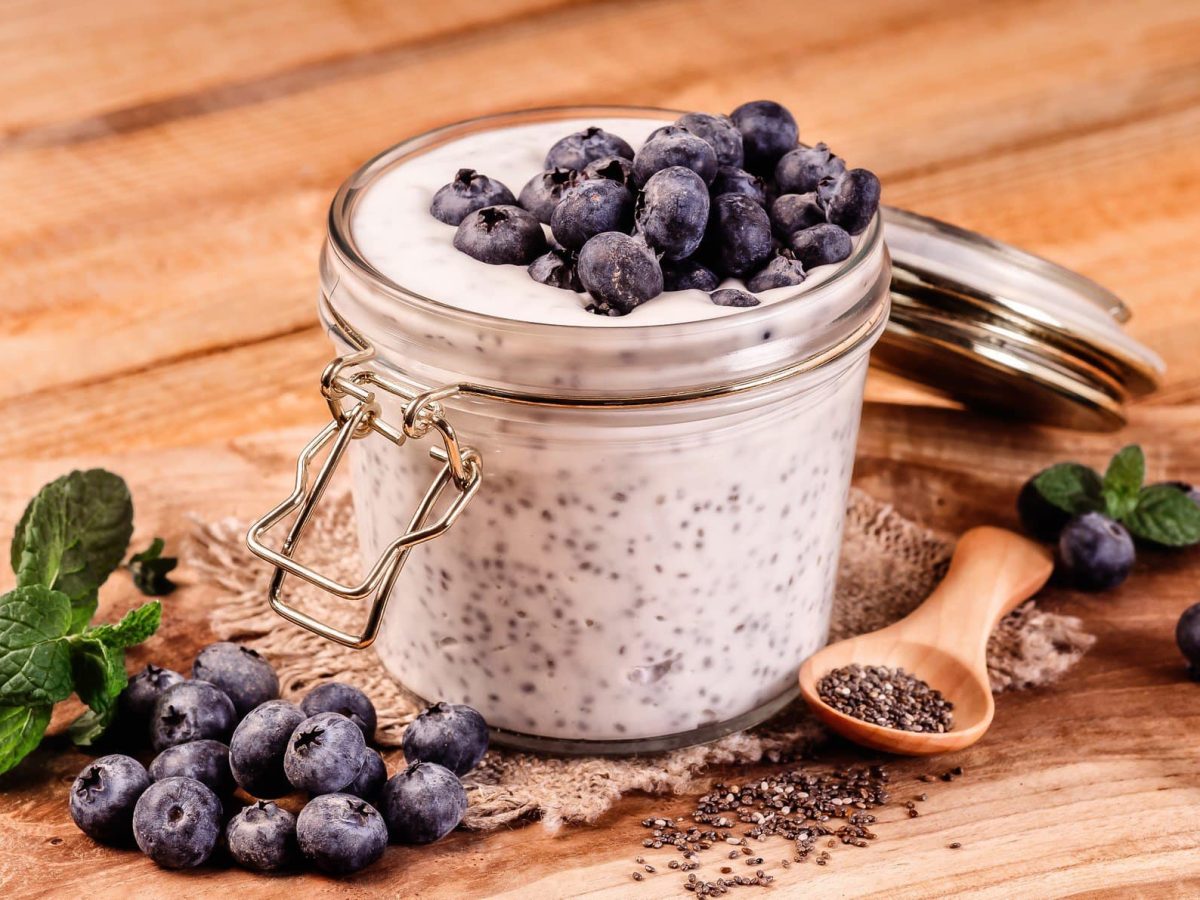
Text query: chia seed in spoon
817 664 954 733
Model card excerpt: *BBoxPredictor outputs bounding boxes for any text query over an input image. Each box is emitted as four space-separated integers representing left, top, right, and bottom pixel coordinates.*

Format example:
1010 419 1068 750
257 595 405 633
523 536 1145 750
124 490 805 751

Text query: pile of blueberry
67 641 489 876
429 100 880 316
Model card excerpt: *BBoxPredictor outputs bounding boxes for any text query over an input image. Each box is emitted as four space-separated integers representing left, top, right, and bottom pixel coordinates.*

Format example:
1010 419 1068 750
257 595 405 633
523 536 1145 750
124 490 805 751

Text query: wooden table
3 0 1199 895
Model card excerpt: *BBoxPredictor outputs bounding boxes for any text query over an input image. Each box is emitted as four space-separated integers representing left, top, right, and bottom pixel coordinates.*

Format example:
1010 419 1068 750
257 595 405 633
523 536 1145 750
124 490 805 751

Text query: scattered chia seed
628 763 969 893
817 664 954 732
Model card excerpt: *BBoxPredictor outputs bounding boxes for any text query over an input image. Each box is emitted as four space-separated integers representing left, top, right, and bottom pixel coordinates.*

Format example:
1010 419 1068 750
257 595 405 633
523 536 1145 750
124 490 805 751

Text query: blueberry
229 699 306 799
149 740 234 795
632 126 718 186
702 194 773 278
581 155 635 188
453 205 547 266
788 223 852 269
337 748 388 806
577 232 664 316
820 168 881 235
381 761 467 845
1176 602 1200 675
69 754 150 845
730 100 798 175
710 288 761 308
429 168 516 225
528 247 584 292
774 142 846 195
635 166 710 261
118 664 185 738
747 254 806 292
226 800 298 872
402 701 489 776
769 192 826 239
301 682 378 743
296 793 388 876
709 166 767 206
662 258 720 292
1017 474 1073 542
151 680 237 751
550 179 634 251
1057 512 1136 592
676 112 744 168
284 712 367 794
132 776 222 869
192 642 279 718
517 167 578 224
544 126 634 170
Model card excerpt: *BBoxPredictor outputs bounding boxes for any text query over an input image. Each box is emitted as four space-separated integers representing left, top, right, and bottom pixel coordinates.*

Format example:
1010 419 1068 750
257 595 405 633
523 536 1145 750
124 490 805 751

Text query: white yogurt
350 117 856 327
330 111 889 749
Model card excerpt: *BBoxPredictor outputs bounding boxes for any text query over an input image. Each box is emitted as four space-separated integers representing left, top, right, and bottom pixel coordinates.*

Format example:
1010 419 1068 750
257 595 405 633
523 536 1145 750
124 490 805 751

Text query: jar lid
877 207 1164 431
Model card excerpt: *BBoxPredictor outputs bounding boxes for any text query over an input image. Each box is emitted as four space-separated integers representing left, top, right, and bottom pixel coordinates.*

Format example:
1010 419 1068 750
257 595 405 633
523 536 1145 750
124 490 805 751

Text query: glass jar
258 107 890 754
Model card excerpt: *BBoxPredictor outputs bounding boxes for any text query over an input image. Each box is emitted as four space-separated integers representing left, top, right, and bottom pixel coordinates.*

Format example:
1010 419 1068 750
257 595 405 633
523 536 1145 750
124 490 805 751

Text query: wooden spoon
798 526 1054 755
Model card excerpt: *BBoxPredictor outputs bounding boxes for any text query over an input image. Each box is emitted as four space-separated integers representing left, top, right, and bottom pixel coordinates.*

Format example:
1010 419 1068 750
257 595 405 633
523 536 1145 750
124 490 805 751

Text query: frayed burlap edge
188 488 1094 833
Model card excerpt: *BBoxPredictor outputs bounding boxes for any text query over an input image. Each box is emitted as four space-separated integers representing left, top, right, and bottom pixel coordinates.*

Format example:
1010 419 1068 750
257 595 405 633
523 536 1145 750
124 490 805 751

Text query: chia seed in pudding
327 110 891 749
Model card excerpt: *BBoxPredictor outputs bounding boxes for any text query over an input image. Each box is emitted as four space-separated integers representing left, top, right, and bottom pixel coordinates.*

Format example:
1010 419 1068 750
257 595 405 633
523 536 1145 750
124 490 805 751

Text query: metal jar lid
875 207 1164 431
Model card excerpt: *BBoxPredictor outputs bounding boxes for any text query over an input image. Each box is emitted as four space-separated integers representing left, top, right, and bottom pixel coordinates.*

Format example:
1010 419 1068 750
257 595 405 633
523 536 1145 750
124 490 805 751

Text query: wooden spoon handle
895 526 1054 669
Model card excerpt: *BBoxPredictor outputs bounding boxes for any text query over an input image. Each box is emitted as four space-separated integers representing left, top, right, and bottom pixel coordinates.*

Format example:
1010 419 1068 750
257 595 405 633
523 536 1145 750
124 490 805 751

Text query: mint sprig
1032 445 1200 547
128 538 178 597
0 470 163 774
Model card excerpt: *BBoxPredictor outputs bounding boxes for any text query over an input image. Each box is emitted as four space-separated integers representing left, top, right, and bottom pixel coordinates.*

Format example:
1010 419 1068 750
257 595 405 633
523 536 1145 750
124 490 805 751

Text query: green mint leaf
69 634 128 717
1124 484 1200 547
86 600 162 649
68 706 114 747
128 538 177 597
67 591 99 635
0 585 76 707
1033 463 1105 515
0 704 52 775
1102 445 1145 520
11 470 134 626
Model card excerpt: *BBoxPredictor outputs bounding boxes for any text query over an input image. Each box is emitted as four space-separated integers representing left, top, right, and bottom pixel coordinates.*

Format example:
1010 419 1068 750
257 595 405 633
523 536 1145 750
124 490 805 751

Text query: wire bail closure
245 342 482 649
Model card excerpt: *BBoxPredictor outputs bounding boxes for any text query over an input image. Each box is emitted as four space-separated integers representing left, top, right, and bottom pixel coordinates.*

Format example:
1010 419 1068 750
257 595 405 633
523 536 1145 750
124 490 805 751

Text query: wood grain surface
2 0 1200 896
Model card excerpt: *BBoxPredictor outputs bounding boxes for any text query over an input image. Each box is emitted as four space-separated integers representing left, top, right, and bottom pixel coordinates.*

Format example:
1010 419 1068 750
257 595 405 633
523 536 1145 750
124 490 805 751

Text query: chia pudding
318 106 891 751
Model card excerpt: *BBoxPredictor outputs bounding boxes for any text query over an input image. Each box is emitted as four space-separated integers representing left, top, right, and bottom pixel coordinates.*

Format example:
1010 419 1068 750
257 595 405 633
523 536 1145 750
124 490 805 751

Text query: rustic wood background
2 0 1199 896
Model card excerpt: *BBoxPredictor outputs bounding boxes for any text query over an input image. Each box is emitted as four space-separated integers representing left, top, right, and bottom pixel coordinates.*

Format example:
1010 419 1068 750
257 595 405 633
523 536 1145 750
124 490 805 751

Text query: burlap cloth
190 488 1093 833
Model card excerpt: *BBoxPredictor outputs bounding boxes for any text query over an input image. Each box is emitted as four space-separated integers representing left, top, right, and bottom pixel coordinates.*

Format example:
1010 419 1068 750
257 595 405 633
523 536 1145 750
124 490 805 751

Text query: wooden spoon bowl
798 526 1053 756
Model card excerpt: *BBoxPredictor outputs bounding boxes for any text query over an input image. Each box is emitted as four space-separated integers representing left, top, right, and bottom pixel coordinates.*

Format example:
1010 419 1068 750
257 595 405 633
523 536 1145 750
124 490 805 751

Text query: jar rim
325 104 885 341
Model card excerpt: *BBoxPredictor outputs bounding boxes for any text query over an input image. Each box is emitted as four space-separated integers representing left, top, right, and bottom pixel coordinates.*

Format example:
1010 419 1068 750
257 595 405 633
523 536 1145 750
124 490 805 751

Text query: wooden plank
0 418 1197 896
0 0 577 135
3 0 1200 412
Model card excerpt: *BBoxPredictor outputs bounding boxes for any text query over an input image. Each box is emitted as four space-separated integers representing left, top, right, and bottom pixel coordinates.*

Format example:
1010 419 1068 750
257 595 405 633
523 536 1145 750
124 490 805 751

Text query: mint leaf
1124 484 1200 547
0 585 75 706
69 635 128 717
68 707 113 747
1034 463 1105 516
87 600 162 649
0 704 51 775
128 538 177 597
65 591 98 635
1102 445 1145 520
11 470 133 630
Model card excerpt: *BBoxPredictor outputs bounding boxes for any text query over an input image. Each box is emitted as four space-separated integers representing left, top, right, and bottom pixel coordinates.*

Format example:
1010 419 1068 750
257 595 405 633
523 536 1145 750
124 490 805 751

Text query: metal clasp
245 346 482 649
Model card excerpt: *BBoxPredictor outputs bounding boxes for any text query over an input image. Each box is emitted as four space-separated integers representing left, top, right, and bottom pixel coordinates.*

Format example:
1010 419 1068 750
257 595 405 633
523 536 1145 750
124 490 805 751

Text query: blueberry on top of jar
544 126 634 170
430 168 516 225
632 125 718 186
518 167 579 224
453 205 547 265
675 111 744 168
730 100 799 175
